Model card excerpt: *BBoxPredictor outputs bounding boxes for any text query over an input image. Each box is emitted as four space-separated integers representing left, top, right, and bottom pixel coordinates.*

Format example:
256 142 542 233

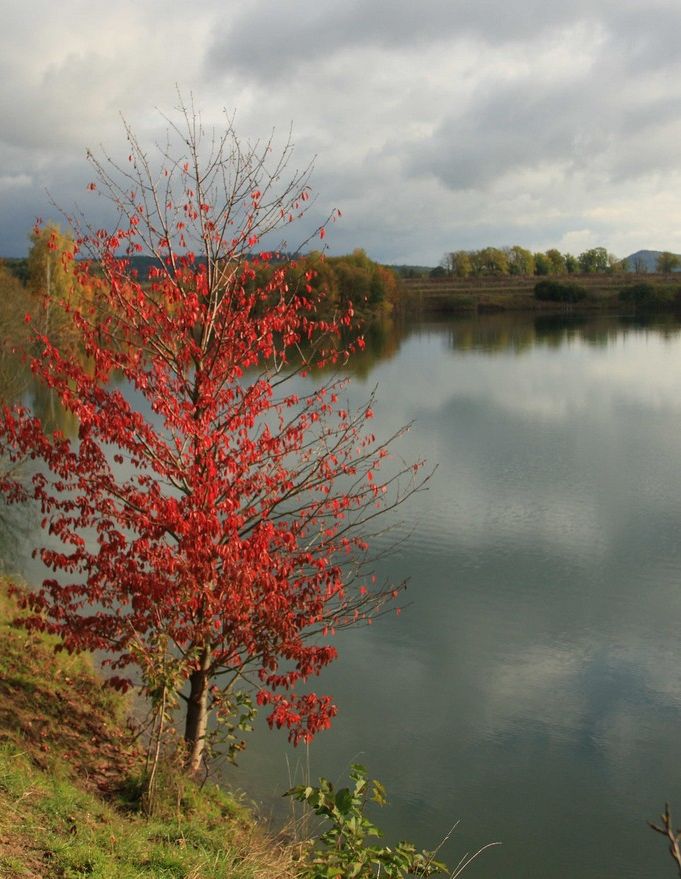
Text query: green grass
0 742 289 878
0 581 294 879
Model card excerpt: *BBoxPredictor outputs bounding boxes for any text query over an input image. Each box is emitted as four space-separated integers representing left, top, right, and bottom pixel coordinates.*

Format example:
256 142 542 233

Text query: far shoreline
398 272 681 315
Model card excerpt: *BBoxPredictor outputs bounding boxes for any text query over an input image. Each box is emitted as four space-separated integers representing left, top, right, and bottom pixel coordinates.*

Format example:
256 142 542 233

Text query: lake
230 311 681 879
6 309 681 877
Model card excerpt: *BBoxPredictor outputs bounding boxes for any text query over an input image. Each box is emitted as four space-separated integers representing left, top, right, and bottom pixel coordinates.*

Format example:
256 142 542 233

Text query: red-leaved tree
0 102 423 773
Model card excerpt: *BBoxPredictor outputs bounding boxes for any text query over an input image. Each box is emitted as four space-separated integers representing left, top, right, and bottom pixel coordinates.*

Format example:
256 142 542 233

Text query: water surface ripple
233 313 681 879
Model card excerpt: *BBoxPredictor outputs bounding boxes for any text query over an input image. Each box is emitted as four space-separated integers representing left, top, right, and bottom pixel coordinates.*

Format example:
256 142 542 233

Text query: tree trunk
184 647 211 774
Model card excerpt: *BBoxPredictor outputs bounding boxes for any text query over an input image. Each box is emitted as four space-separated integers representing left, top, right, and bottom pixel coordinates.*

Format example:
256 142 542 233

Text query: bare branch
650 804 681 876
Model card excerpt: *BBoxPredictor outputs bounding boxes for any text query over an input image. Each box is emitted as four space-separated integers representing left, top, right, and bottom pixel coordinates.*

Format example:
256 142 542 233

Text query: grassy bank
399 273 681 314
0 581 293 879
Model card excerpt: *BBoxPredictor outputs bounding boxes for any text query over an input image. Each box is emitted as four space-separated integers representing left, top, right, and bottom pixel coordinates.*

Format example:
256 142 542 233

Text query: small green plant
287 764 448 878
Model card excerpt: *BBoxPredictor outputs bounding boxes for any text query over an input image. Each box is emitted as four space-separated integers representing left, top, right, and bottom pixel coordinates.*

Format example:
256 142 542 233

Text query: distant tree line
298 248 401 313
246 247 401 317
434 247 681 278
622 251 681 273
435 246 619 278
2 233 401 323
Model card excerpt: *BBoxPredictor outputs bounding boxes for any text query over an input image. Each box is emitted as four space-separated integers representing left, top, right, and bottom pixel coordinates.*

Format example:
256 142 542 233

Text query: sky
3 0 681 265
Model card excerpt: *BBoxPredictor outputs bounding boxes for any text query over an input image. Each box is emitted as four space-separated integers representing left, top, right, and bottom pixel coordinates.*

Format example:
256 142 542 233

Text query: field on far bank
399 273 681 313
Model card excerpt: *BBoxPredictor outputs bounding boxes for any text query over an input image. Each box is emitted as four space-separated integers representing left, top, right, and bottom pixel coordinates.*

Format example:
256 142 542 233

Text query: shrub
534 280 587 303
287 764 448 879
619 283 676 307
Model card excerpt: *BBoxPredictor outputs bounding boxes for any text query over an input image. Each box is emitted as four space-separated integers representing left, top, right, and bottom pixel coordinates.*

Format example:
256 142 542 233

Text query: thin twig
650 804 681 877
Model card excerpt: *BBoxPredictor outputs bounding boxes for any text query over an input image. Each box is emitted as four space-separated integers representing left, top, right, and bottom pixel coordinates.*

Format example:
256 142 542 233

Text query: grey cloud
207 0 598 78
605 4 681 74
403 45 681 195
404 80 609 190
206 0 681 80
0 156 119 256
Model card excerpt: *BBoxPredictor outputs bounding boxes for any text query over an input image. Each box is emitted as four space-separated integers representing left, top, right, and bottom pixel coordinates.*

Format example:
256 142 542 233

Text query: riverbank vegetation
392 245 681 314
0 580 296 879
0 578 456 878
398 271 681 315
1 234 404 330
6 229 681 328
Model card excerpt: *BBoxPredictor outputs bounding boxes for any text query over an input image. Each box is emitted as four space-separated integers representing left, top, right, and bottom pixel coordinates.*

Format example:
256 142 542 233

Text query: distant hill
0 252 301 282
116 253 301 279
623 250 681 272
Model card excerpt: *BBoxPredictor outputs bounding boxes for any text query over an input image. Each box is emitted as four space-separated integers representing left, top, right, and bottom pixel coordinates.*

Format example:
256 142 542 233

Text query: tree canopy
656 251 681 273
439 245 621 278
0 104 422 773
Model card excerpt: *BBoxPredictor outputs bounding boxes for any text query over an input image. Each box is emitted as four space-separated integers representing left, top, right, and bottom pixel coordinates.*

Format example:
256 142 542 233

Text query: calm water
230 312 681 879
6 310 681 877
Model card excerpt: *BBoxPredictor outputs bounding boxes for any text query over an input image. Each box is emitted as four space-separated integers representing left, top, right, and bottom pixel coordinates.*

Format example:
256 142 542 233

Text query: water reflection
0 285 83 576
441 311 681 355
318 311 681 374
